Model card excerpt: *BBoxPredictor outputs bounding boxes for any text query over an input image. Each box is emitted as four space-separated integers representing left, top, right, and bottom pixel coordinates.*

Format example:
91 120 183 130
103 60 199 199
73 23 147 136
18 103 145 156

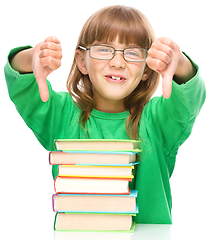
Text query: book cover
52 190 138 213
57 164 138 178
49 150 140 165
55 205 139 214
54 212 136 232
54 139 141 151
54 176 132 194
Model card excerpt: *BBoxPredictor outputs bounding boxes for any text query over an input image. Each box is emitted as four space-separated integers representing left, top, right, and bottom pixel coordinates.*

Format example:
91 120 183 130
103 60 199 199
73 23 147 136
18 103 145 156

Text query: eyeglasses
79 45 147 62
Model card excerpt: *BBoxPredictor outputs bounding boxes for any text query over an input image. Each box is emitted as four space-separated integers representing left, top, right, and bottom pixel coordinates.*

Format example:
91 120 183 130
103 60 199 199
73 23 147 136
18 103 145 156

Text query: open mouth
105 75 126 83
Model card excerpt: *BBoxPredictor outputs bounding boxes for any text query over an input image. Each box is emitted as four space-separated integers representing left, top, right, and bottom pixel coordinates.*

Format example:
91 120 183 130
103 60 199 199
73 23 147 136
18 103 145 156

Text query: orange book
54 176 132 194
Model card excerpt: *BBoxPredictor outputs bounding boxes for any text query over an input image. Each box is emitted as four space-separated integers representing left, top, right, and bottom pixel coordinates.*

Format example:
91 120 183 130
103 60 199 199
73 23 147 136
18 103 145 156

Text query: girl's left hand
146 37 181 99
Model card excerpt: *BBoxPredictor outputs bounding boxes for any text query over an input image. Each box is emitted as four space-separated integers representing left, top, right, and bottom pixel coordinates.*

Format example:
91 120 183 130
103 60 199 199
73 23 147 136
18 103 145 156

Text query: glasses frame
78 45 147 62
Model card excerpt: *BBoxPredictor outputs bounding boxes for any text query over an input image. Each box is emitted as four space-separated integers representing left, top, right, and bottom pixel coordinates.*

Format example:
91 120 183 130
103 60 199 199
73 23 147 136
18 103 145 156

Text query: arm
145 51 205 175
10 36 62 102
5 45 75 151
173 52 197 84
10 48 33 73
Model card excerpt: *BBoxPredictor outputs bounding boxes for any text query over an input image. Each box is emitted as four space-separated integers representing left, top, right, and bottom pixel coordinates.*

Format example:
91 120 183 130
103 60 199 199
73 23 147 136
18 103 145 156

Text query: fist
146 37 181 99
32 36 62 102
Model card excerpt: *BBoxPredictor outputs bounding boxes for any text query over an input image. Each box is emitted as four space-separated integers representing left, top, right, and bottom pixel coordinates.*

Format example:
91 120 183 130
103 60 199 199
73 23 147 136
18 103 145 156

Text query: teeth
111 76 121 80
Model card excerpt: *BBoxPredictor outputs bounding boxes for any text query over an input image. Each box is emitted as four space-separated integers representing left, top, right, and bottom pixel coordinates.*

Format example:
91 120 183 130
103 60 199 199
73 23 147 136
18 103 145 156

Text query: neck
94 98 126 113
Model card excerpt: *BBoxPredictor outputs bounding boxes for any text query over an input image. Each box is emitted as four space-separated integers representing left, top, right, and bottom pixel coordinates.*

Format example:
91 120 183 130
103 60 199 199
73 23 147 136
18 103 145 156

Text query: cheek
129 62 146 76
86 59 105 77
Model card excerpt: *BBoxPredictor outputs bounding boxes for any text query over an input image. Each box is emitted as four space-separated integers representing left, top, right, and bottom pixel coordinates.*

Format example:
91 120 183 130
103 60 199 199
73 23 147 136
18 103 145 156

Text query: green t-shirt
4 46 206 224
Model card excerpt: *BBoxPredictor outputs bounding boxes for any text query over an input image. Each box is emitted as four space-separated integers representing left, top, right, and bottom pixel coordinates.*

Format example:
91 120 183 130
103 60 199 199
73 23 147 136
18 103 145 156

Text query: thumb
161 44 181 99
36 77 49 102
162 75 173 99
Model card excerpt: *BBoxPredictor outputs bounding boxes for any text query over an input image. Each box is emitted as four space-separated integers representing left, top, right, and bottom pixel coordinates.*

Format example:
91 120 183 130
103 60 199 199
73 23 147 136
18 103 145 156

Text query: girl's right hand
32 36 62 102
146 37 181 99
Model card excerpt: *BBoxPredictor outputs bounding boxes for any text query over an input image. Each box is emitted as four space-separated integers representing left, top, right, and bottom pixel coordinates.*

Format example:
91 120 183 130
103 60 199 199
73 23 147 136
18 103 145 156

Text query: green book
54 212 136 232
54 139 141 151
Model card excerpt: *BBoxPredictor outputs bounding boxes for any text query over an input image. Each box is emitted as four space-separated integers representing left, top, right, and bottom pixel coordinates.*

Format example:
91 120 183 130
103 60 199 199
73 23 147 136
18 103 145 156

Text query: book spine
49 151 52 164
58 175 134 179
55 188 131 195
55 189 137 197
54 177 57 193
52 194 56 212
55 190 131 195
53 212 58 230
57 176 132 181
56 204 139 214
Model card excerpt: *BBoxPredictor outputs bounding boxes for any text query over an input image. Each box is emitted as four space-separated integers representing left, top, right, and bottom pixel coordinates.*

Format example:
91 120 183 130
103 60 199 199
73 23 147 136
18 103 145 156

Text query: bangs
79 5 155 49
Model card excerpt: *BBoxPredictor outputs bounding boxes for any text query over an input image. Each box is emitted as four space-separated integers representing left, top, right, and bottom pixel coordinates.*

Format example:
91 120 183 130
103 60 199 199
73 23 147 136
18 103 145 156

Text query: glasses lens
124 48 147 62
90 45 114 60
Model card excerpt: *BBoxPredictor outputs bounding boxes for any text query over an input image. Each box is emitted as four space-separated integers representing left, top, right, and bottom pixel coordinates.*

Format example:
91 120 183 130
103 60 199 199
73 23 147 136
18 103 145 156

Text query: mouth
105 75 127 83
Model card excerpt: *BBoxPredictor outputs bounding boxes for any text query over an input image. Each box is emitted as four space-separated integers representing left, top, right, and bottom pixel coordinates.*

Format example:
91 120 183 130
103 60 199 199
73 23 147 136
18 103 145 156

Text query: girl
5 5 206 224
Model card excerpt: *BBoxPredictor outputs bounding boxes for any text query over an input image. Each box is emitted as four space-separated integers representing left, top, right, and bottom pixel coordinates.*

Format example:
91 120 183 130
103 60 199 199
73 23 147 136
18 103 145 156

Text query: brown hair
67 5 160 139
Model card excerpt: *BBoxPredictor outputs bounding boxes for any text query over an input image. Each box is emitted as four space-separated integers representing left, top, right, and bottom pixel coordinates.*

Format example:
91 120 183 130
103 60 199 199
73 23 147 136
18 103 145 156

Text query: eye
97 46 113 53
99 48 110 52
129 52 139 56
125 50 140 57
98 48 112 53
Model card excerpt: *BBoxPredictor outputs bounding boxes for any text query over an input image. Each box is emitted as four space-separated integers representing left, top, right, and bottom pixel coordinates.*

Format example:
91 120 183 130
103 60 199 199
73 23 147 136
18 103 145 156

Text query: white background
0 0 216 239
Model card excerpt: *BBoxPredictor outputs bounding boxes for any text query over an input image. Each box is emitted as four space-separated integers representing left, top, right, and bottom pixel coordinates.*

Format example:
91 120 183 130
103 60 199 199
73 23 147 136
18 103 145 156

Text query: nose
109 51 126 69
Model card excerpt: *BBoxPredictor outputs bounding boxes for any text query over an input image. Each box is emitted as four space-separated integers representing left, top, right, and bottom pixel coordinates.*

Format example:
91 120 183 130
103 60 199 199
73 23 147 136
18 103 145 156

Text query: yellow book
58 165 135 178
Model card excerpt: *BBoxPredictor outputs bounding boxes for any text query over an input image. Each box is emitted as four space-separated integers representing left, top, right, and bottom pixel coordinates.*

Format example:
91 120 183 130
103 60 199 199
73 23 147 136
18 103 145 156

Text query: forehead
81 7 153 49
93 26 148 48
93 37 141 48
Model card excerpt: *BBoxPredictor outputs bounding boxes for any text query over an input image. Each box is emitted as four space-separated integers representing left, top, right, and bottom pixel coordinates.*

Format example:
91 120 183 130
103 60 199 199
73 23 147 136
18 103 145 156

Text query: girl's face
77 37 147 113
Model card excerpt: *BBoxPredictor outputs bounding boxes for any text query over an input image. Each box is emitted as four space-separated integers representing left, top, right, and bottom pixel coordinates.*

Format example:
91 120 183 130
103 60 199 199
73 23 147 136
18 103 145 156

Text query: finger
45 36 61 44
39 49 63 60
161 44 181 99
150 41 174 59
162 75 172 99
36 77 49 102
148 48 171 65
156 37 175 50
40 41 62 52
40 57 61 70
146 56 167 72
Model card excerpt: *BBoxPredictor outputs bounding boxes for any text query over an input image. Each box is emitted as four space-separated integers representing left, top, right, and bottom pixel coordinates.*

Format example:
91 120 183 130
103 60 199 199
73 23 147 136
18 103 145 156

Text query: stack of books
49 139 141 232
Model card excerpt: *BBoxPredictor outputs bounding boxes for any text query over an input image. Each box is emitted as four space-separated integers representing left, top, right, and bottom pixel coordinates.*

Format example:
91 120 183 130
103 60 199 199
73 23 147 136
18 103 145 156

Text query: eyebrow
93 41 140 48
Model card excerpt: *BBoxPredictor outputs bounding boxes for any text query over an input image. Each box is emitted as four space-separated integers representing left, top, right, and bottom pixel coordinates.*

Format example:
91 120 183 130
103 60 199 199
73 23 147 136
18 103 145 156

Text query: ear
141 65 152 81
75 49 88 75
141 73 148 81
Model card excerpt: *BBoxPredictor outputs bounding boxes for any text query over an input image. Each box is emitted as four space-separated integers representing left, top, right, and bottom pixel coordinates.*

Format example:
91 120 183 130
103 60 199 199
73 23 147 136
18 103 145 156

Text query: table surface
3 222 216 240
53 224 172 240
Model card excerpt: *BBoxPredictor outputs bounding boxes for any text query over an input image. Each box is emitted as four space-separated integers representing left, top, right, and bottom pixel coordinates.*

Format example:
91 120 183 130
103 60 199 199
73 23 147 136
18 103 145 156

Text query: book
54 212 136 231
50 139 141 233
54 176 132 194
53 190 138 213
57 164 138 178
54 139 141 151
49 150 139 165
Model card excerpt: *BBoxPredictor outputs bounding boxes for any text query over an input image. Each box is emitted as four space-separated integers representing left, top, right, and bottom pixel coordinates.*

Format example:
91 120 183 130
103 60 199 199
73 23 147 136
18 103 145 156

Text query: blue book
53 189 138 213
49 150 141 165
